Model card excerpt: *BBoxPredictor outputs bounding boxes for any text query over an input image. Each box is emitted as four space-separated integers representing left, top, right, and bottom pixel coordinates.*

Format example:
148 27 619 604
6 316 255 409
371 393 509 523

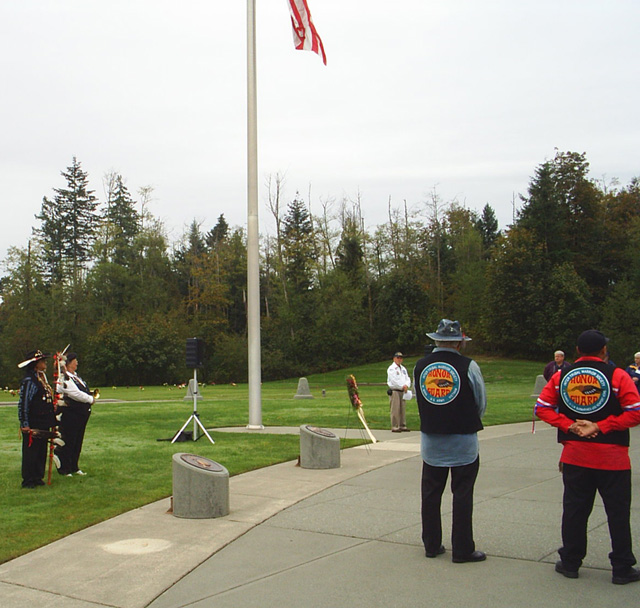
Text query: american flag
287 0 327 65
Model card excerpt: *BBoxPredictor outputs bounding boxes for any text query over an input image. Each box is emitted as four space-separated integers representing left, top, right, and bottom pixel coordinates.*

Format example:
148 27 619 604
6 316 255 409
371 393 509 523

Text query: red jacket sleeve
597 368 640 434
535 372 574 433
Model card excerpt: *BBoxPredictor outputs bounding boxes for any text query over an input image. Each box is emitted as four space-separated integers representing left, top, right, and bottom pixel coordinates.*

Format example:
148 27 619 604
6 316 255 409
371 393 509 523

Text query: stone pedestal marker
299 425 340 469
183 378 202 400
294 377 314 399
172 453 229 518
531 374 546 398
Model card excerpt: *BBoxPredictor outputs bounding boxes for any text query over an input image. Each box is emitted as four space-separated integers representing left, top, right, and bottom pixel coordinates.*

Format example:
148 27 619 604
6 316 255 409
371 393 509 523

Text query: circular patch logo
560 367 610 414
419 362 460 405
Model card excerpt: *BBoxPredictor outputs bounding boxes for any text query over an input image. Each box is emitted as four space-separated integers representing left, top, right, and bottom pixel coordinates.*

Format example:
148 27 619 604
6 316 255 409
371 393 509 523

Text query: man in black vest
536 330 640 584
413 319 487 563
53 352 96 476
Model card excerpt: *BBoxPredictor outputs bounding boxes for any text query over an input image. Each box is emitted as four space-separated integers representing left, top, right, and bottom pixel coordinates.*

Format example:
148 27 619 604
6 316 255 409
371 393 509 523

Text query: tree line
1 151 638 387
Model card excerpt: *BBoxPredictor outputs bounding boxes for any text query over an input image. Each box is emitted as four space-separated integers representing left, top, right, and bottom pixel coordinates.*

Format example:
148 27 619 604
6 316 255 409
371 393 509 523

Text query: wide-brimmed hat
18 350 50 369
426 319 471 342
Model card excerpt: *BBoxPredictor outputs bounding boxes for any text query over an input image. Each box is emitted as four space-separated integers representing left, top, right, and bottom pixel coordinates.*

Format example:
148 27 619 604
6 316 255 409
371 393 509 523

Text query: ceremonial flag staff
245 1 325 429
246 0 262 429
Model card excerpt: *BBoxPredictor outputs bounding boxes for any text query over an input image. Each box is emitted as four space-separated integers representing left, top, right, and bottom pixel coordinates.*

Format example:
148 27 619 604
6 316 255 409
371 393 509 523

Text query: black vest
62 373 92 411
557 360 628 446
414 350 483 435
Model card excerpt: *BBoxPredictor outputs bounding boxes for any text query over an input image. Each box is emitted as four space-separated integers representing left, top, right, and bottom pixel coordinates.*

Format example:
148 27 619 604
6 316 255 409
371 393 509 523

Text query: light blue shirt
417 347 487 467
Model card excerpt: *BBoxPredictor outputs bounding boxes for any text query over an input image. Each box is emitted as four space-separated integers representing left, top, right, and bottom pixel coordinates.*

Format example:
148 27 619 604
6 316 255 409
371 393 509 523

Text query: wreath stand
345 374 378 445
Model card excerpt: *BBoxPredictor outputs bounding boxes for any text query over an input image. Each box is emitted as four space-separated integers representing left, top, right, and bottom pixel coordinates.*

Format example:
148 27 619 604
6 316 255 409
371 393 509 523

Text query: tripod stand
171 369 215 444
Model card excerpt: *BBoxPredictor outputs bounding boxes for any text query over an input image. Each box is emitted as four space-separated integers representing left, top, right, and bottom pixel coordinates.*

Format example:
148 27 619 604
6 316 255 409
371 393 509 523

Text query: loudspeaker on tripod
186 338 205 369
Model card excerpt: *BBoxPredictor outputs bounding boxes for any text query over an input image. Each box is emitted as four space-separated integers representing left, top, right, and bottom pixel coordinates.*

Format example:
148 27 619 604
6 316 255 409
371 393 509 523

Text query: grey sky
1 1 638 260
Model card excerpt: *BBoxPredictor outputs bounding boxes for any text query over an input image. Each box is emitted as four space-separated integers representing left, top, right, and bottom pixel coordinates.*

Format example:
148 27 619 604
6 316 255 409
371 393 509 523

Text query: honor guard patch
560 367 610 414
419 362 460 405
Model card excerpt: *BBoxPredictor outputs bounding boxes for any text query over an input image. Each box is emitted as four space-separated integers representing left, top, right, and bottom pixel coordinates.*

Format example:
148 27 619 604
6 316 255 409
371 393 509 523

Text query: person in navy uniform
54 352 96 476
413 319 487 563
17 350 56 488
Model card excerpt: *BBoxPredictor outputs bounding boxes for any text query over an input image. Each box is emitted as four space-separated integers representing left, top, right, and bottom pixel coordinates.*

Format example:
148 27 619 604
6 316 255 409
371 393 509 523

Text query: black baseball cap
577 330 608 354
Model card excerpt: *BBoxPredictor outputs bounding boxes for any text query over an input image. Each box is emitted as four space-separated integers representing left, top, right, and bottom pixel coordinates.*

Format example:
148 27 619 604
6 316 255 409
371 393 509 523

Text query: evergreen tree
35 157 99 284
517 150 609 302
335 215 365 282
483 227 549 355
282 194 315 293
517 150 597 259
104 173 140 266
0 244 51 383
35 194 66 284
206 214 229 249
475 203 500 252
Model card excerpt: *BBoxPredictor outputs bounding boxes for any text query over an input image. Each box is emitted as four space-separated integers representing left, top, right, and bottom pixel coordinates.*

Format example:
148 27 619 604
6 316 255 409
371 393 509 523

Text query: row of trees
1 151 638 387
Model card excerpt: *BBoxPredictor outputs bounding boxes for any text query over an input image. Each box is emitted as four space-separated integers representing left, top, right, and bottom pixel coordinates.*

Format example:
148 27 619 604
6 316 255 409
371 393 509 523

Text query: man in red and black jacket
535 329 640 585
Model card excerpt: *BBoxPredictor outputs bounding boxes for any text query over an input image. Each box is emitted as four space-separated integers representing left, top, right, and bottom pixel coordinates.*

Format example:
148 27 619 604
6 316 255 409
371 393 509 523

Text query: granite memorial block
299 425 340 469
172 453 229 518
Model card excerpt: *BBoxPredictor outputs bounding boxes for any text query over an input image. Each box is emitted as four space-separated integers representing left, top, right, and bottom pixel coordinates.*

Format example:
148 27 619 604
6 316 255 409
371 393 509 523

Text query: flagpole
246 0 263 429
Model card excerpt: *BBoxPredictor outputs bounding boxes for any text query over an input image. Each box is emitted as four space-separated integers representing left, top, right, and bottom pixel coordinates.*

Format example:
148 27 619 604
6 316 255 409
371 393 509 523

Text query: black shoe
425 545 445 558
35 479 45 486
452 551 486 563
21 482 37 489
555 560 579 579
612 567 640 585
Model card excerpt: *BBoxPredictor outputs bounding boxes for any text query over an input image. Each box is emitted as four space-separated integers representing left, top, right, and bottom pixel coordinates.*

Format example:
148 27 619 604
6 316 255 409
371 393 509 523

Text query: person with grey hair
387 352 411 432
625 352 640 389
543 350 571 381
413 319 487 563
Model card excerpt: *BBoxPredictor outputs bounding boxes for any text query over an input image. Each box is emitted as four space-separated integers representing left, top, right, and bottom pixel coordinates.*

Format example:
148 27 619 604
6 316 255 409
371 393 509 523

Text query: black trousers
559 463 636 575
21 431 49 486
421 457 479 558
55 406 91 474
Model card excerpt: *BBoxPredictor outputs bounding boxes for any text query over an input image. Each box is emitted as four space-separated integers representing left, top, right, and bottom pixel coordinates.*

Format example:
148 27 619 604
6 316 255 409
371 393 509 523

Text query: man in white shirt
54 352 96 476
387 352 411 432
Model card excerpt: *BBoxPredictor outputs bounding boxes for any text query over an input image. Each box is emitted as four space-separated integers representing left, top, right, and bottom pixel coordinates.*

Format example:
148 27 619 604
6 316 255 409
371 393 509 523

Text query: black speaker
186 338 205 369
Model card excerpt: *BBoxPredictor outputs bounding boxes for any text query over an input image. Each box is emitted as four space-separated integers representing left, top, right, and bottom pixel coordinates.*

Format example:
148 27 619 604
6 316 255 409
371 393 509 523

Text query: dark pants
21 431 49 487
559 463 636 575
55 406 91 474
421 457 479 559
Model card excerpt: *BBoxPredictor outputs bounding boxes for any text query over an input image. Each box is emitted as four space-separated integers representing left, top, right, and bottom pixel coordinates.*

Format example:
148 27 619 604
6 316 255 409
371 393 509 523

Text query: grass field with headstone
0 355 542 563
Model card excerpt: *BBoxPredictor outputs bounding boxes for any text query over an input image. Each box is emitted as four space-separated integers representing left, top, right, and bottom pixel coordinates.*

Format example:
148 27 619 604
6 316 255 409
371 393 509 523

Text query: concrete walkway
2 422 640 608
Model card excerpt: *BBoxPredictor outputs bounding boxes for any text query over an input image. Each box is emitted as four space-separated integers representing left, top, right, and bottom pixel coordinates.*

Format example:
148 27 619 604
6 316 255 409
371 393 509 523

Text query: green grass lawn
0 355 543 564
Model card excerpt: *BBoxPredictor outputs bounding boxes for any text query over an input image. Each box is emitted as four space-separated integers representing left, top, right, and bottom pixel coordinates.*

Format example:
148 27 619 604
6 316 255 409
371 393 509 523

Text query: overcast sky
1 1 638 261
